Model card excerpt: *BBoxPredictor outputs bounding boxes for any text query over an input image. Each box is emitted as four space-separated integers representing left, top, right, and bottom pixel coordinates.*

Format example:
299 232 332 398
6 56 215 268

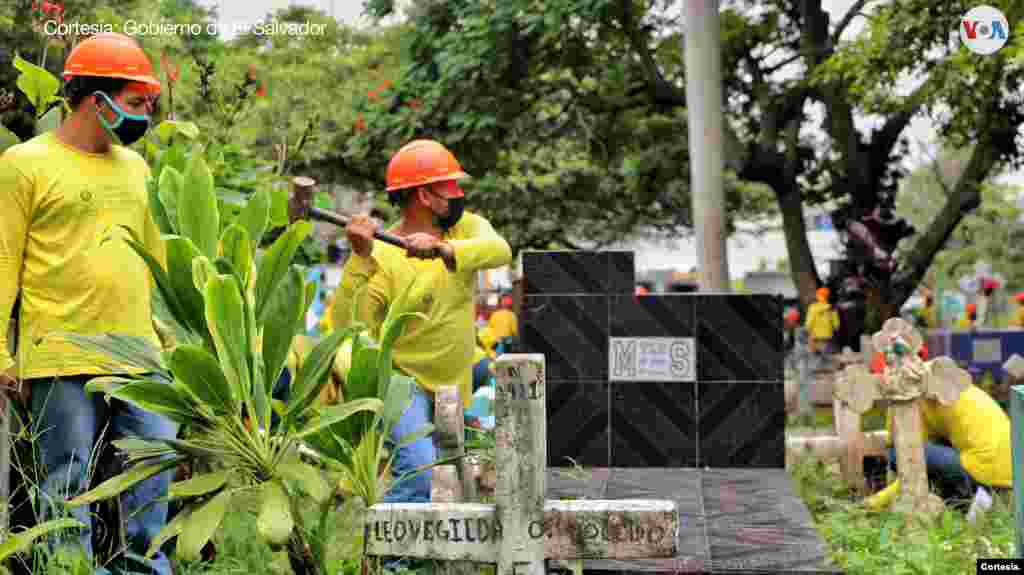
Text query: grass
789 453 1017 575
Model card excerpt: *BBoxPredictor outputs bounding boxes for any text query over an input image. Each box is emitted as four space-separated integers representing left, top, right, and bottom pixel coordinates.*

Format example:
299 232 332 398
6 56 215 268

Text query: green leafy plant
61 136 380 575
301 278 438 509
1 53 66 152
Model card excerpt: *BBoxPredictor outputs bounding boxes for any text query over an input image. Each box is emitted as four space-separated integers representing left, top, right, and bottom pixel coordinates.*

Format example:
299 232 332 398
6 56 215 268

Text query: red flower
355 115 366 132
367 90 377 100
406 98 422 109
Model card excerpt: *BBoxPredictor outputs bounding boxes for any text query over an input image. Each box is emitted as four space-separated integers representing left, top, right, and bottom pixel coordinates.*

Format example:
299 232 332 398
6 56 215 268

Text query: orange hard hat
385 139 468 195
816 287 830 299
966 303 977 313
63 33 161 95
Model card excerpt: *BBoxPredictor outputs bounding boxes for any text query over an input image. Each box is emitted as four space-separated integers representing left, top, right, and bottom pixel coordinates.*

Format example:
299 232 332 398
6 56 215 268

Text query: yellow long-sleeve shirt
805 301 839 340
869 385 1012 509
332 211 512 407
0 132 165 380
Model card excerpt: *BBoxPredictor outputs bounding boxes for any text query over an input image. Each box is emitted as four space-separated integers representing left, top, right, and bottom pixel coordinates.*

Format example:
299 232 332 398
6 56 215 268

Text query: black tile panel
610 382 697 467
522 251 610 295
696 294 784 382
609 295 695 338
546 380 609 468
698 381 785 468
521 295 609 381
607 251 636 294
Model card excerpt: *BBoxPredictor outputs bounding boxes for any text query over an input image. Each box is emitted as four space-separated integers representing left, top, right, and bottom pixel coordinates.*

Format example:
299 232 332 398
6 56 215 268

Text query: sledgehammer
287 176 408 249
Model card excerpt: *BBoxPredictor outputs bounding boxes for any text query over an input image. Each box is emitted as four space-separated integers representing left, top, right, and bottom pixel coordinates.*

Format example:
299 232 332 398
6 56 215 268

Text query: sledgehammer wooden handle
289 177 408 249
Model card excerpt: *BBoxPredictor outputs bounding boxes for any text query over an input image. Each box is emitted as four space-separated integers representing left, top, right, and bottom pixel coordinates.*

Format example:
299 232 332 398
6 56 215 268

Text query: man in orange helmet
332 140 511 511
0 33 176 574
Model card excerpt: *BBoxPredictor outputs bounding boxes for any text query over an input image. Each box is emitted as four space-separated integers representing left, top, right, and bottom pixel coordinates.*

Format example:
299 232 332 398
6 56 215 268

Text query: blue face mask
93 91 150 145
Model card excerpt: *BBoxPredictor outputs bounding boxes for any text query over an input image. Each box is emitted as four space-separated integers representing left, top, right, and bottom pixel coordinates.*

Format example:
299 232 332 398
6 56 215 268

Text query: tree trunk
891 142 995 307
777 186 821 306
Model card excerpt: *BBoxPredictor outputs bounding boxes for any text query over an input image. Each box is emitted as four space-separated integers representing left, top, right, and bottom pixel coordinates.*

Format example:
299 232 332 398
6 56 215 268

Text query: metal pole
685 0 730 291
1012 385 1024 557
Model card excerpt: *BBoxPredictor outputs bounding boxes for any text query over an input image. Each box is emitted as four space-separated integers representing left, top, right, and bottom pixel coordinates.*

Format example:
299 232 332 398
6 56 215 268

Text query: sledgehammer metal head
287 176 408 249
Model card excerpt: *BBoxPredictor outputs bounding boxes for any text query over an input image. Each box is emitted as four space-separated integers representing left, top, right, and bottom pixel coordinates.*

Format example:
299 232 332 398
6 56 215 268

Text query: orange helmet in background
63 33 161 95
966 303 977 314
385 139 468 195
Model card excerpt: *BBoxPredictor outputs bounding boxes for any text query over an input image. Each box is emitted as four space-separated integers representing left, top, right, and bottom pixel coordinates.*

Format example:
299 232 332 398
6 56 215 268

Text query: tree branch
832 0 871 44
618 0 685 108
891 141 999 304
868 73 940 173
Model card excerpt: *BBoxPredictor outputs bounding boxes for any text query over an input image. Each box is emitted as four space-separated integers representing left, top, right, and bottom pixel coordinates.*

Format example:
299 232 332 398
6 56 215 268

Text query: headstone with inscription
364 355 679 573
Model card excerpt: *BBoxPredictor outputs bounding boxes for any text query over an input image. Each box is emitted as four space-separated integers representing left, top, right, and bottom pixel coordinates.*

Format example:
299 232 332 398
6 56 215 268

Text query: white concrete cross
364 355 680 574
835 318 970 516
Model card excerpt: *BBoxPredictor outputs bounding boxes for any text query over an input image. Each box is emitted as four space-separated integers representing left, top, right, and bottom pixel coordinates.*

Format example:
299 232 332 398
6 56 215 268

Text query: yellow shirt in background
332 212 512 407
488 308 518 340
0 132 165 380
870 385 1012 509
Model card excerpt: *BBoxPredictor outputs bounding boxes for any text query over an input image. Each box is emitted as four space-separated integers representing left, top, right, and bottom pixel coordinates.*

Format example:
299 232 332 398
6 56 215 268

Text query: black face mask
435 196 465 231
94 91 151 146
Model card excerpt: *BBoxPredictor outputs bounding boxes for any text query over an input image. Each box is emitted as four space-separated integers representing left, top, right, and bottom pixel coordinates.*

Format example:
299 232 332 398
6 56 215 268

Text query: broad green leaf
160 143 188 178
191 256 218 294
148 178 174 236
381 374 414 431
119 229 193 335
256 481 293 545
236 189 270 248
165 237 207 335
34 105 61 136
0 125 21 153
286 328 354 418
13 55 60 113
204 274 251 406
277 461 330 505
102 379 198 425
219 225 253 289
61 334 166 375
169 469 230 500
261 267 304 399
67 459 178 507
0 518 83 561
397 423 435 448
153 120 200 143
177 488 234 562
111 437 176 465
255 221 312 321
145 504 191 559
170 345 236 414
178 154 219 259
269 188 290 227
158 166 184 236
295 398 383 438
344 344 381 402
378 277 427 398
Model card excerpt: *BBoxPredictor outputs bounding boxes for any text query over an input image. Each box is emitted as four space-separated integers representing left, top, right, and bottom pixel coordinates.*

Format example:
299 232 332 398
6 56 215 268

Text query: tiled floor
546 468 841 574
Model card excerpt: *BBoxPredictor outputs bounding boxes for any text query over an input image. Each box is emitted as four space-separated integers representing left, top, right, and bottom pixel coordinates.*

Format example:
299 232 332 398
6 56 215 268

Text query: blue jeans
30 375 179 575
887 442 979 501
382 384 435 504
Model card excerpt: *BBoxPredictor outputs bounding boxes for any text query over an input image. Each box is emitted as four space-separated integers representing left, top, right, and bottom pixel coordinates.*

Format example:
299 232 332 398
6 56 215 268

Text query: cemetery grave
512 250 840 574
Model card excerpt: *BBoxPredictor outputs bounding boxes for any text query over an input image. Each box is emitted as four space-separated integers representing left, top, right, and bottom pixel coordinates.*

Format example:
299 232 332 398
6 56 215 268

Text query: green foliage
896 149 1024 290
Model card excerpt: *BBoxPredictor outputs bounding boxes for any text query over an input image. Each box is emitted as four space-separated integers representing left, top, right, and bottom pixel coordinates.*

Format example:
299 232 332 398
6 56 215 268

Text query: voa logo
960 5 1010 55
